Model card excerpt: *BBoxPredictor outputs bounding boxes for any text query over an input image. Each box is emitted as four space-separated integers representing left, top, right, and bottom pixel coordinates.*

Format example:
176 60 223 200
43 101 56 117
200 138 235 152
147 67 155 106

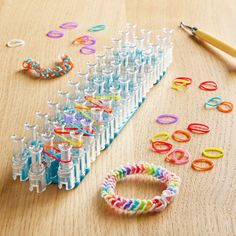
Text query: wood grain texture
0 0 236 235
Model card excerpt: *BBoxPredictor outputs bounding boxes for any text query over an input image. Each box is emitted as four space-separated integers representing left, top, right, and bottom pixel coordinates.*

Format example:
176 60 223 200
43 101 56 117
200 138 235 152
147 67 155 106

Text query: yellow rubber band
55 133 83 147
171 80 189 90
202 147 224 159
150 132 170 143
79 110 102 126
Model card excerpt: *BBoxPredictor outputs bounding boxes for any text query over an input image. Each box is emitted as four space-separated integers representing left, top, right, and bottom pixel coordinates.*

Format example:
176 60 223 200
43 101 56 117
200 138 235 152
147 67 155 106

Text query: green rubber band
88 24 106 32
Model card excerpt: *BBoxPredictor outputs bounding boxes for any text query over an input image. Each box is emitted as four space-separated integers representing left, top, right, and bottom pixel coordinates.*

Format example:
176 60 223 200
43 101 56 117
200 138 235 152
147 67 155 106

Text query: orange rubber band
191 158 214 171
217 101 233 113
172 130 191 142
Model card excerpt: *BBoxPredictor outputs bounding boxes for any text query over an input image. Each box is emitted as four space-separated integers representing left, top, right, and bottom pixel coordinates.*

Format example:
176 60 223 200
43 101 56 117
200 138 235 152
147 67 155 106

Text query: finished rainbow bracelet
101 162 181 214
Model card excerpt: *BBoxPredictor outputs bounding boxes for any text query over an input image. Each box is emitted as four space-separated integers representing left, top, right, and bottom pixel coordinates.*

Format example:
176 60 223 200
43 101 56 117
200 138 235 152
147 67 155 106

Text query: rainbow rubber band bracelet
101 162 181 214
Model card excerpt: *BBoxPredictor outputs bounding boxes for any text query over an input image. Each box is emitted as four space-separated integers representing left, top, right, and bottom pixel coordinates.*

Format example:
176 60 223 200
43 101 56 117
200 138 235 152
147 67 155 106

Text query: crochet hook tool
180 22 236 58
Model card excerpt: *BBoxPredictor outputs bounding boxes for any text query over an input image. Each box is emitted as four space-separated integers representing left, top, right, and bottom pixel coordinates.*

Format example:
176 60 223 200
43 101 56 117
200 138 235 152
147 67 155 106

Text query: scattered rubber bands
172 130 191 143
6 39 25 48
205 96 233 113
156 114 178 124
202 147 224 159
199 81 218 91
22 55 74 79
191 158 214 171
151 141 173 153
59 22 78 29
171 77 192 91
165 148 190 165
101 162 181 214
88 24 106 32
187 123 210 134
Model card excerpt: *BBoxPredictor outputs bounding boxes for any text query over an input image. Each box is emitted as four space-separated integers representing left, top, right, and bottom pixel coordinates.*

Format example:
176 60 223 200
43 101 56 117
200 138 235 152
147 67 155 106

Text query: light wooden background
0 0 236 235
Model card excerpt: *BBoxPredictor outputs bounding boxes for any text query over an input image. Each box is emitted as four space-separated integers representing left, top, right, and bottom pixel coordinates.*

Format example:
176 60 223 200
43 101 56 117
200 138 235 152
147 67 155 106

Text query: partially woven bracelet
101 162 181 214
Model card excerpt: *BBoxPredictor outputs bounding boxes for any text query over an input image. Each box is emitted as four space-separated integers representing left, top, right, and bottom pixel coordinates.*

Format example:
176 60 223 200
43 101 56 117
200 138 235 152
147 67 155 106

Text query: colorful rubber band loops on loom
80 46 96 55
217 101 233 113
205 96 222 107
191 158 214 171
22 55 74 79
73 35 96 45
165 148 190 165
187 123 210 134
199 81 218 91
101 162 181 214
152 141 173 153
172 130 191 142
88 24 106 32
156 114 179 124
6 39 25 48
59 22 78 29
150 132 170 143
202 147 224 159
12 24 174 193
171 77 192 90
47 30 64 38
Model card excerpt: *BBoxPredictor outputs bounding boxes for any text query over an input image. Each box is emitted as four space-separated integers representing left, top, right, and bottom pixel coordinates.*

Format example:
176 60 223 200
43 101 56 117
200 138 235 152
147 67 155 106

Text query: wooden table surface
0 0 236 235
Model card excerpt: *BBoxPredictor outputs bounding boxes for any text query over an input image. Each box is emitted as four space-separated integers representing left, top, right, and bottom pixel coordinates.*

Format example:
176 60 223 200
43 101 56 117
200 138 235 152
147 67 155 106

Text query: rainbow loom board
11 25 173 193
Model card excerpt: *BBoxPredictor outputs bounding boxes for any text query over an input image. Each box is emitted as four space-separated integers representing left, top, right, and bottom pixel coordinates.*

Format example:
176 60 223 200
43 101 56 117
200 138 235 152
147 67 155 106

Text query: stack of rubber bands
171 77 192 91
73 35 96 55
22 55 74 79
101 162 181 214
151 113 224 171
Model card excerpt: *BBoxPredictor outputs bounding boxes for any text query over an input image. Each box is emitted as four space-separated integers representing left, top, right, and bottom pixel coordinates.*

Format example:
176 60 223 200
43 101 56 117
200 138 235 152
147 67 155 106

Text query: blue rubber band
205 96 222 107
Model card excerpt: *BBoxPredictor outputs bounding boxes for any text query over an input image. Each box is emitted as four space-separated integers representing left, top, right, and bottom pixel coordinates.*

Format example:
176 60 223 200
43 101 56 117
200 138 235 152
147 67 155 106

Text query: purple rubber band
156 114 179 124
59 22 78 29
81 35 96 45
80 46 96 55
47 30 64 38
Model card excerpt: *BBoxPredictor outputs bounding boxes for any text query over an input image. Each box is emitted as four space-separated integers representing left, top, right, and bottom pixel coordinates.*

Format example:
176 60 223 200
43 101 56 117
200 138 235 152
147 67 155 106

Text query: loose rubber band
73 35 96 45
205 96 222 107
217 101 233 113
47 30 64 38
101 162 181 214
88 24 106 32
59 22 78 29
80 46 96 55
191 158 214 171
6 39 25 48
171 77 192 91
172 130 191 143
150 132 170 143
199 81 218 91
202 147 224 159
156 114 179 124
165 148 190 165
152 141 173 153
187 123 210 134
